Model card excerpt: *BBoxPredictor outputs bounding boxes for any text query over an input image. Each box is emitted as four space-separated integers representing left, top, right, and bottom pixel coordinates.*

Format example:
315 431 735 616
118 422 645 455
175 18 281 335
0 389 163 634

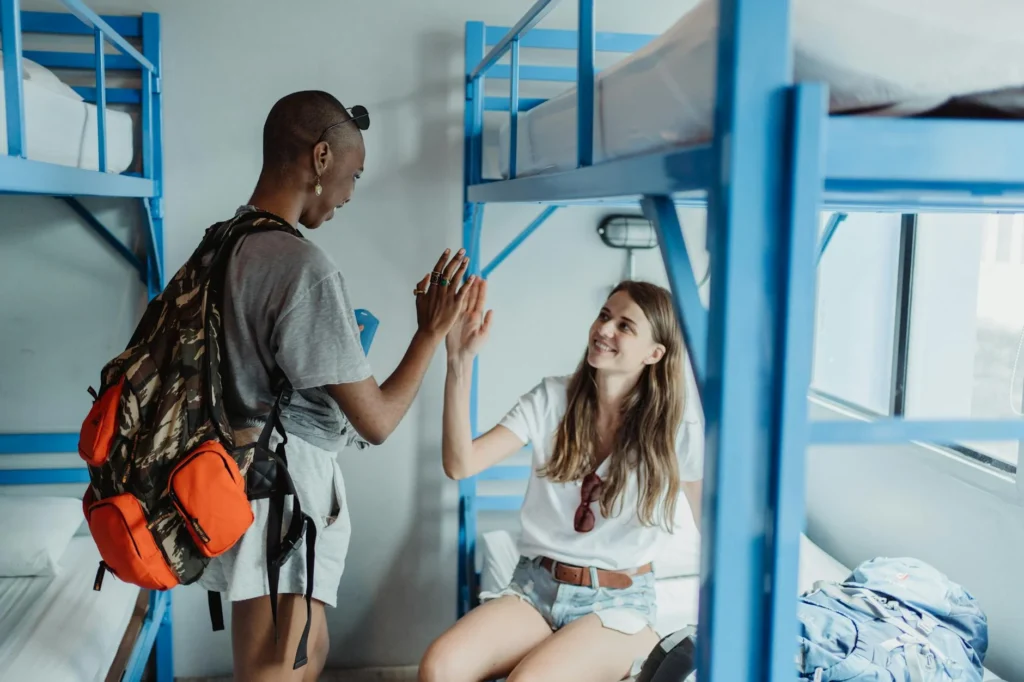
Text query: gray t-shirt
221 211 372 451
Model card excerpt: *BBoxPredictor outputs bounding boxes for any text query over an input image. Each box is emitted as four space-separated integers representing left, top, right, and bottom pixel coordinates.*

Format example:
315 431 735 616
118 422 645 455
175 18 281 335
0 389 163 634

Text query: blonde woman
420 280 704 682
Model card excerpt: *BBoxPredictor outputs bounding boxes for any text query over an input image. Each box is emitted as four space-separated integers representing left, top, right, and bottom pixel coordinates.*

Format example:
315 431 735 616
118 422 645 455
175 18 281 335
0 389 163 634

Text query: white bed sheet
499 0 1024 178
0 72 134 174
0 535 141 682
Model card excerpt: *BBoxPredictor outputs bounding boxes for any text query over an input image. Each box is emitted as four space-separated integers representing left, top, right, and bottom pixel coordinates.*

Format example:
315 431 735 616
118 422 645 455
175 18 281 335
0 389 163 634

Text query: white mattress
499 0 1024 178
0 68 134 174
0 535 141 682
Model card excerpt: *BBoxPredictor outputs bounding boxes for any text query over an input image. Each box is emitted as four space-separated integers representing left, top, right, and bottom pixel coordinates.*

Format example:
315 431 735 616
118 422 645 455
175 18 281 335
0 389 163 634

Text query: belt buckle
548 560 575 585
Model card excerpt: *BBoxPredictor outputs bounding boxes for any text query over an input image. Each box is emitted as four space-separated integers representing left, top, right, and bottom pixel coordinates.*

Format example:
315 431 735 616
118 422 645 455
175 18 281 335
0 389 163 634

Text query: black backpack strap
295 515 316 669
256 419 316 670
208 591 225 631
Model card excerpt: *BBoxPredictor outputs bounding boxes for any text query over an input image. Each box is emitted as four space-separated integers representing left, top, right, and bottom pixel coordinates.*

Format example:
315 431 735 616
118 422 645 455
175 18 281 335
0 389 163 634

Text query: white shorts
198 431 352 608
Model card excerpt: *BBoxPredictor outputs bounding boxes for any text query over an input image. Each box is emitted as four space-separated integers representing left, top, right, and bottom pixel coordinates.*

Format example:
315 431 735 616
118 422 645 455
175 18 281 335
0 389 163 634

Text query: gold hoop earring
314 175 323 196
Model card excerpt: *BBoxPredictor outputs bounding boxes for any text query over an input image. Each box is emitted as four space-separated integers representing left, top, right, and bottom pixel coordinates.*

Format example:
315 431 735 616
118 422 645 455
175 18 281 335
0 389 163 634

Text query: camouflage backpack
78 209 317 669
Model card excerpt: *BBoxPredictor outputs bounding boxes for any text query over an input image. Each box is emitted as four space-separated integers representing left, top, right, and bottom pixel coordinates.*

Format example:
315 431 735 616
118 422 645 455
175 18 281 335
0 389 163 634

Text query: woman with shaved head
194 90 474 681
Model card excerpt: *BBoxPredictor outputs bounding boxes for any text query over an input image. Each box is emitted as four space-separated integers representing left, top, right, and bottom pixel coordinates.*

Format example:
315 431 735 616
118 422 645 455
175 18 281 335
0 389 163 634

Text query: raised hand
414 248 474 339
445 275 493 361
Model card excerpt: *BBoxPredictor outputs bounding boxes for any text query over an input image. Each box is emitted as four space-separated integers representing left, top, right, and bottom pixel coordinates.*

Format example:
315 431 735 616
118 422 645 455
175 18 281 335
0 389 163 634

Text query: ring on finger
430 271 442 285
413 288 426 295
439 277 450 286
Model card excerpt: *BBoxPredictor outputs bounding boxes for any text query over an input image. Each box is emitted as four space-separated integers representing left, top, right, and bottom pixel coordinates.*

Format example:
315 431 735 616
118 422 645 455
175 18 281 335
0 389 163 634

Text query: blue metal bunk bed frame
458 2 1024 681
0 2 171 680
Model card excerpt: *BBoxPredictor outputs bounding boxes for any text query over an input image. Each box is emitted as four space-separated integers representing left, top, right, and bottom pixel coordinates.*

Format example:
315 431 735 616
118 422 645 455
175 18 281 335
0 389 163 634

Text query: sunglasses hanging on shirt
573 472 603 533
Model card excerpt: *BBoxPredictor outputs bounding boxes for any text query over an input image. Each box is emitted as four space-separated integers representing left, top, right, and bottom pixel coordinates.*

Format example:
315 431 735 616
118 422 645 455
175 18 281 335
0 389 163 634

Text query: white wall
4 0 701 676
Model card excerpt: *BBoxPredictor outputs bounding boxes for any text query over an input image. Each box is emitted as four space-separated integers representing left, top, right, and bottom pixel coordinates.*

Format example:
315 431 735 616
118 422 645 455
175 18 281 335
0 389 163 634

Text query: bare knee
419 635 467 682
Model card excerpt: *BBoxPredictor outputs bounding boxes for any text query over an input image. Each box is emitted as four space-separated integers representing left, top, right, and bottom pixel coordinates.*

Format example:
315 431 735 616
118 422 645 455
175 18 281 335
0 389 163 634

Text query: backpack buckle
270 535 300 568
269 519 306 568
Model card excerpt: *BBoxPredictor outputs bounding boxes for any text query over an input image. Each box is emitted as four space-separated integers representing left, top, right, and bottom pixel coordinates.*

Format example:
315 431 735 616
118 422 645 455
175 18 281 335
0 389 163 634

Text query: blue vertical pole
1 0 26 158
576 0 595 168
698 0 793 681
142 13 164 294
767 83 826 682
459 20 486 619
142 70 154 179
509 37 521 179
94 29 108 173
155 593 174 682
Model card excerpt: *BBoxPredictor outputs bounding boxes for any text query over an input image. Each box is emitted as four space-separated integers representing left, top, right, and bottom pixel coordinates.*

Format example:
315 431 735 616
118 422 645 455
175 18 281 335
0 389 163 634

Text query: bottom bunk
476 529 1005 682
0 495 170 682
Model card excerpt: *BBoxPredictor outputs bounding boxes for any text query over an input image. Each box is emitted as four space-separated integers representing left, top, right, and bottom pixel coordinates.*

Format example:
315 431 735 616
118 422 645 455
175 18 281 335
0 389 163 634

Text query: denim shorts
481 556 658 635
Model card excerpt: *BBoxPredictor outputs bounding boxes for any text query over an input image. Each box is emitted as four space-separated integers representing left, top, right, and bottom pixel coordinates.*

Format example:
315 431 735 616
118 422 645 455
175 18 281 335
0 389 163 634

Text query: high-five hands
414 248 477 339
445 274 493 362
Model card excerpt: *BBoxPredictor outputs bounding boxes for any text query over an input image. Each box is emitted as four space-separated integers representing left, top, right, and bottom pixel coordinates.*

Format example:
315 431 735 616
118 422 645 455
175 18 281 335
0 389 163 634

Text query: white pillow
0 55 83 101
650 491 702 578
0 495 85 577
479 530 520 594
653 533 701 579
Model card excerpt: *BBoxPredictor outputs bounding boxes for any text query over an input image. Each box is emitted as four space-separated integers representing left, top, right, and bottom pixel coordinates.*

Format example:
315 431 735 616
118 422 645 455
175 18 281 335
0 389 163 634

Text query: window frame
812 212 1018 478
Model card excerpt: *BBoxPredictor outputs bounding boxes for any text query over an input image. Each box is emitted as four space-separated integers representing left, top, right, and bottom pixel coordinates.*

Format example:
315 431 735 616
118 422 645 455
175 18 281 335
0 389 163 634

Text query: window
811 212 903 416
811 210 1020 474
903 214 1022 469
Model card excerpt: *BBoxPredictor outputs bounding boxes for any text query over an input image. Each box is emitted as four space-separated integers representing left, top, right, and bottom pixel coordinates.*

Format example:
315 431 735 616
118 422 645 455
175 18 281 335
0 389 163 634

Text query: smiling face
586 289 666 375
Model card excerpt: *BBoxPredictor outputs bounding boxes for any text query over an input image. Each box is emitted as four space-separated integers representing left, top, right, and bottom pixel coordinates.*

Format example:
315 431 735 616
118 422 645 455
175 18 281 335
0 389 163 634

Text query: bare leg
419 596 553 682
506 614 659 682
231 595 328 682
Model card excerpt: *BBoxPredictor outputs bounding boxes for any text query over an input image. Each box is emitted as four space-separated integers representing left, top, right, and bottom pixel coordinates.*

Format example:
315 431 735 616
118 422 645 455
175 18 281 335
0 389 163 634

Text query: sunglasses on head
316 105 371 145
573 472 602 533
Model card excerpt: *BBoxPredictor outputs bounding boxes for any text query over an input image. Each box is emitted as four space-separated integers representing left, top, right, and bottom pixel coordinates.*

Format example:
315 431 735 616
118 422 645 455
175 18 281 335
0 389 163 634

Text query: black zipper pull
87 386 98 400
94 561 106 591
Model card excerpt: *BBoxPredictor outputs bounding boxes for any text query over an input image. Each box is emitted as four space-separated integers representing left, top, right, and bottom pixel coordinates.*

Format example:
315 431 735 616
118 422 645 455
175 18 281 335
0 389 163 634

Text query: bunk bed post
155 592 174 682
576 0 594 167
0 0 26 158
94 29 107 173
697 0 795 681
141 12 165 295
459 19 486 618
766 82 827 682
509 38 521 179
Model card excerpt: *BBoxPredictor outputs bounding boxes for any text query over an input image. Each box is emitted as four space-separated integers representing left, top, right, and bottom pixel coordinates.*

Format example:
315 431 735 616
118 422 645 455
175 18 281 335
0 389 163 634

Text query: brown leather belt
538 557 653 589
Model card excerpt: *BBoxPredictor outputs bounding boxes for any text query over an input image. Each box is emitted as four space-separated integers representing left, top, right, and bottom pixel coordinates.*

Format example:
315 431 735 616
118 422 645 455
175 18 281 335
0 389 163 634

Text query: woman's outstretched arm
442 354 524 480
441 279 523 480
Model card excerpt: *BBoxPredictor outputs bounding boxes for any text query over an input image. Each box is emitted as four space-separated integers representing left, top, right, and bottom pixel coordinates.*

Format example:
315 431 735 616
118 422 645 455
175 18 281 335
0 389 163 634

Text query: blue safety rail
0 1 165 473
461 2 1024 681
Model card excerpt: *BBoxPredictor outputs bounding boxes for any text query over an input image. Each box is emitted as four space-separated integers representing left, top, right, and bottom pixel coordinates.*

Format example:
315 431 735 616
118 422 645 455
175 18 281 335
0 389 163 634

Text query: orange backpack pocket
169 442 253 558
78 378 125 467
86 493 179 590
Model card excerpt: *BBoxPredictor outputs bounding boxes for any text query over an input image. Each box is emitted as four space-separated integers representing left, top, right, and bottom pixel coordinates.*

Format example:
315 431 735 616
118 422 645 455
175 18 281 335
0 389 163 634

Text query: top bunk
0 0 160 198
465 0 1024 212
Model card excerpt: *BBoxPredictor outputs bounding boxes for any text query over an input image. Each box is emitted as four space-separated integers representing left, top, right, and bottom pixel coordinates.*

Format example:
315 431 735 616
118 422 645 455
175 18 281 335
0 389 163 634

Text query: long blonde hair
540 281 685 531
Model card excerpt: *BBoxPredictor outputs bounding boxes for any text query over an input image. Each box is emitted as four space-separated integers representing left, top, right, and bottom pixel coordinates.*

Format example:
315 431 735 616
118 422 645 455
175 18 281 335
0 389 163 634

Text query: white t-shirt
498 375 705 571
